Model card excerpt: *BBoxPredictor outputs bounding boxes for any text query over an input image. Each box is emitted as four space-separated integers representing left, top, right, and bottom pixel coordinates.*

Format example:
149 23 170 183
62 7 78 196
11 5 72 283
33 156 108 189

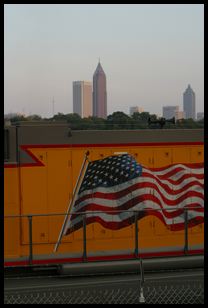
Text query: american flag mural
63 154 204 235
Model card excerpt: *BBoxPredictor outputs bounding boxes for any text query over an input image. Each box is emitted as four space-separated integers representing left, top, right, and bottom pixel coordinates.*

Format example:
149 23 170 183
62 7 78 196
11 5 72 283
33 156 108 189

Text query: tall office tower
93 61 107 118
183 84 196 120
163 106 179 119
73 81 92 118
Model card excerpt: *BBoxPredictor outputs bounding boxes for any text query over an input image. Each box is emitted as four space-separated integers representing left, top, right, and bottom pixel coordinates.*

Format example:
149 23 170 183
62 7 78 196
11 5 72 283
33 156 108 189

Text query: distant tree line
5 111 204 129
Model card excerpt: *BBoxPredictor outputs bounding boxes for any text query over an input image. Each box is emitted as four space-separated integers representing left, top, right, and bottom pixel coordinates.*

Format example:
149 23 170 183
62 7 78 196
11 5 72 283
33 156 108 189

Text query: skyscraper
162 106 184 120
73 81 92 118
93 61 107 118
183 84 196 120
163 106 179 119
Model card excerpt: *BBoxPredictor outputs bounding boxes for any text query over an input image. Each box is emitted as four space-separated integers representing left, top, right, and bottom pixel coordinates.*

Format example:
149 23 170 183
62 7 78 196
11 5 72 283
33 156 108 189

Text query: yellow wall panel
46 149 72 243
172 146 190 164
130 148 154 168
190 146 204 163
4 168 20 258
20 151 49 244
153 147 173 167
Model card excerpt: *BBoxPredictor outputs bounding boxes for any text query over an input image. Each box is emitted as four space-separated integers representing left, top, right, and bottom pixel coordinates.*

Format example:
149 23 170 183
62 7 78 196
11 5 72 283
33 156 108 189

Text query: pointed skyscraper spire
94 61 105 76
93 61 107 118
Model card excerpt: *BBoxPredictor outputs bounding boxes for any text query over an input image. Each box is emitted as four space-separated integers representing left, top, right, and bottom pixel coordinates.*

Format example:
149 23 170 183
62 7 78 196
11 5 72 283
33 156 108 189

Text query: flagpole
54 151 90 252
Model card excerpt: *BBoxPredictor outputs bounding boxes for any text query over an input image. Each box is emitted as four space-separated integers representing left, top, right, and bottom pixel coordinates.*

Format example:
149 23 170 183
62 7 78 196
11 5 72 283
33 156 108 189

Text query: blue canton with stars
79 154 142 194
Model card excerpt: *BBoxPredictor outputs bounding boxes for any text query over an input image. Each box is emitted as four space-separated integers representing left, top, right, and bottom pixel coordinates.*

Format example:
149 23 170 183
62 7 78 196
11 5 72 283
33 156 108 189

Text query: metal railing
4 207 202 266
4 208 204 304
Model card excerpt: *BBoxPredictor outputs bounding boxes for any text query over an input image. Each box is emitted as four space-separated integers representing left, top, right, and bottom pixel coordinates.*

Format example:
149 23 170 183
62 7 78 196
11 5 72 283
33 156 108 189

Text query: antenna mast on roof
52 97 55 117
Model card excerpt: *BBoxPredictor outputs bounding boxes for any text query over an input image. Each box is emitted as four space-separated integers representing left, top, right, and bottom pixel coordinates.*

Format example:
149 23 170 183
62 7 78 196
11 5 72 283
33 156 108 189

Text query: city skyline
4 4 204 117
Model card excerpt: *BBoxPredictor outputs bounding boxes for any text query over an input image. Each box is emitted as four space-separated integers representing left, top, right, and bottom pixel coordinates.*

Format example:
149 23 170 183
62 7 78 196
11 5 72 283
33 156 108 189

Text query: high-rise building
129 106 144 116
163 106 179 119
183 84 196 120
73 81 92 118
93 61 107 118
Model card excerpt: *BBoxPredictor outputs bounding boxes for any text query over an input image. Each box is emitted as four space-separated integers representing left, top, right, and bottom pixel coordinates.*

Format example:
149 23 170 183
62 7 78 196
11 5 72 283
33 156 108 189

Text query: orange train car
4 122 204 267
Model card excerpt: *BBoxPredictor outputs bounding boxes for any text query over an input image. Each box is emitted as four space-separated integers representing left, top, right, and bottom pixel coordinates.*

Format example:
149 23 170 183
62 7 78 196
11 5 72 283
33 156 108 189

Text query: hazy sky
4 4 204 117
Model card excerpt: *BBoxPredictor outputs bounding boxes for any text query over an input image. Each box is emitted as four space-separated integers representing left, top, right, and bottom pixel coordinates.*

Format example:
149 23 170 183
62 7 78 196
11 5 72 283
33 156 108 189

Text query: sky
4 4 204 118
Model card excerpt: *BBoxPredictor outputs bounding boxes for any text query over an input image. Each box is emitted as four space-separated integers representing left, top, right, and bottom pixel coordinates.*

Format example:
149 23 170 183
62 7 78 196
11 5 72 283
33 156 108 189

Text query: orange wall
4 167 20 258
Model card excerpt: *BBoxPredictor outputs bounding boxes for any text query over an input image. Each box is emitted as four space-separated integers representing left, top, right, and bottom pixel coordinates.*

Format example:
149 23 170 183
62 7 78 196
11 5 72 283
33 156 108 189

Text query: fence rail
5 207 203 266
4 208 204 304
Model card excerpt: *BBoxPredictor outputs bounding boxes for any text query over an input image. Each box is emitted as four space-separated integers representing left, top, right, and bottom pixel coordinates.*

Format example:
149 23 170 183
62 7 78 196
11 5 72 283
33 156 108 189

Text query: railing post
134 211 139 258
28 215 33 265
139 257 145 303
184 209 188 255
82 214 87 261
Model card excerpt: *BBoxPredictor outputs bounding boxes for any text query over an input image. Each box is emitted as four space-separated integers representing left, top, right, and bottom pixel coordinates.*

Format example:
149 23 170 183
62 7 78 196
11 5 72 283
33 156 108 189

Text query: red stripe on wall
4 142 204 169
20 142 204 148
4 163 18 168
4 249 204 267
